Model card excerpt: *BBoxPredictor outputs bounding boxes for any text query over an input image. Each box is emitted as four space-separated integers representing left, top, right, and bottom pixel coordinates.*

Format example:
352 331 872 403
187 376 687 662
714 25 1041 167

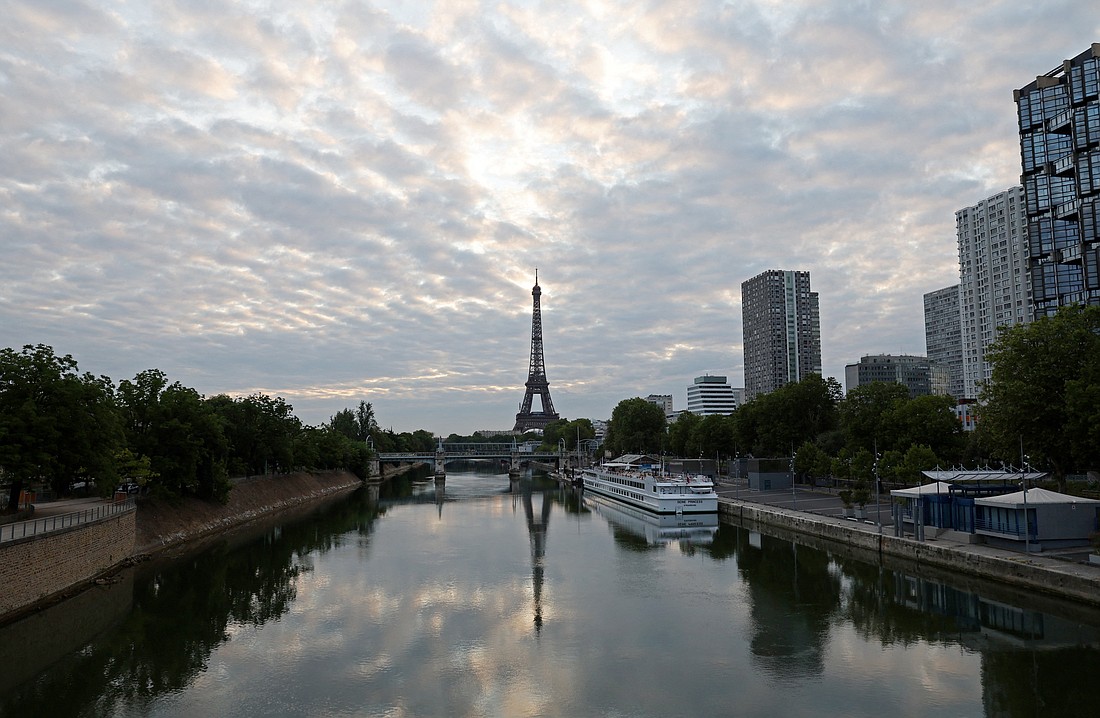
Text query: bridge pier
435 447 446 480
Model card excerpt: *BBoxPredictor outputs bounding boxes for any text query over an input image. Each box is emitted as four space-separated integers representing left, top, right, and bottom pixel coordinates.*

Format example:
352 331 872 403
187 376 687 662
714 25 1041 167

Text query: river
2 466 1100 717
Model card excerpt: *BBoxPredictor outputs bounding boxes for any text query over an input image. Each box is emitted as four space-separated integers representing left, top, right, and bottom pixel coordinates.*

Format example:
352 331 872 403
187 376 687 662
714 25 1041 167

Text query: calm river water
3 467 1100 717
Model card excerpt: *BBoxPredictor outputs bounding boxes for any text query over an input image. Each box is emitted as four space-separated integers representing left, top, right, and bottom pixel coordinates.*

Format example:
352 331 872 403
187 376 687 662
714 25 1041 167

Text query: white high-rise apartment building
686 375 739 415
956 186 1032 399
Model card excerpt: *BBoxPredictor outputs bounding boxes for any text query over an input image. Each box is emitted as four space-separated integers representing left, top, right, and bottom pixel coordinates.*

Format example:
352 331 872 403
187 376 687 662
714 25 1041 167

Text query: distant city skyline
3 4 1099 434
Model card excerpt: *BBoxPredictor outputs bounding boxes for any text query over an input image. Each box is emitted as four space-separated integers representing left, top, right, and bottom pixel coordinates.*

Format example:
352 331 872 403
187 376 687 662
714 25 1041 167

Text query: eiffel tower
513 270 560 432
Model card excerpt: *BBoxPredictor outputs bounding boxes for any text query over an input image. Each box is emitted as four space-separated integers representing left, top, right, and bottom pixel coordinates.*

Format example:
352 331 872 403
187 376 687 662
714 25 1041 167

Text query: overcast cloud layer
2 1 1097 433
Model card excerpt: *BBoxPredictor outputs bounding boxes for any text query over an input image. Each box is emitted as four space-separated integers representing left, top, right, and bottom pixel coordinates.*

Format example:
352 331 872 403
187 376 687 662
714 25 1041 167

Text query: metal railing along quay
0 498 136 543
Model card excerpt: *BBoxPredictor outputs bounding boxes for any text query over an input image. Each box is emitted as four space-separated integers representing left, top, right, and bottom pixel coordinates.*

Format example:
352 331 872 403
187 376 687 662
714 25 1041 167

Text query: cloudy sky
2 1 1097 435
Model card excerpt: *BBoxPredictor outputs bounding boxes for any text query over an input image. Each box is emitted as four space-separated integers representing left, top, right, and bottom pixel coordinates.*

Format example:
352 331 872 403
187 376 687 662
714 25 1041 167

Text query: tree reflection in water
0 487 384 717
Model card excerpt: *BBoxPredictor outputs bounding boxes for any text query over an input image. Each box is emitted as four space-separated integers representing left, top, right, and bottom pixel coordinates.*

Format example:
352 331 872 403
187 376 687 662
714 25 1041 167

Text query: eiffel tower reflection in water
514 481 553 634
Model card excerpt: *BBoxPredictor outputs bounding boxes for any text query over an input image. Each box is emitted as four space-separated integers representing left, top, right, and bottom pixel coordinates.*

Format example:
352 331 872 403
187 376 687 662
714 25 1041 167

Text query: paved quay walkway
714 479 1100 600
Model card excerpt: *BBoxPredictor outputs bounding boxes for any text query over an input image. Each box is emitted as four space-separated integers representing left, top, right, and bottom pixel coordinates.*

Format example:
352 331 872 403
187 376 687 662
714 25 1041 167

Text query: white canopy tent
921 470 1047 484
890 481 953 497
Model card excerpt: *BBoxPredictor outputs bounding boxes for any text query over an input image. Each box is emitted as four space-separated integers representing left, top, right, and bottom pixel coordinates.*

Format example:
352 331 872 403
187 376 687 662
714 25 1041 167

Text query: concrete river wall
0 506 136 620
0 470 364 623
720 498 1100 607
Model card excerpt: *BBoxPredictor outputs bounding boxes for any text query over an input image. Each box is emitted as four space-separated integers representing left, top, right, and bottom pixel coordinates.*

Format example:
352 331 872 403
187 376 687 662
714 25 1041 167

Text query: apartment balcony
1055 199 1081 219
1053 153 1077 176
1047 107 1074 134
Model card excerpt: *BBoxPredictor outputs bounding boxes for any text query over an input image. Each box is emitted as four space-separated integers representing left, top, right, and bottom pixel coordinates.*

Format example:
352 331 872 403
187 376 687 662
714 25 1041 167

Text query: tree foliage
667 412 702 457
542 418 595 451
733 375 841 456
0 344 401 508
0 345 122 510
979 304 1100 485
605 398 666 455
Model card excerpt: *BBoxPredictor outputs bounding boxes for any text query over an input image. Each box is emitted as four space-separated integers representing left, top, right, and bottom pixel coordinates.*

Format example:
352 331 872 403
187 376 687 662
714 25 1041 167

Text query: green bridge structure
375 442 561 478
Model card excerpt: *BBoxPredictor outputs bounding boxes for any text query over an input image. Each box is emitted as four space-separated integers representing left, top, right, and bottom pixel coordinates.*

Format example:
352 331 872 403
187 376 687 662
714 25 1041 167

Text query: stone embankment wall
1 470 364 623
720 499 1100 607
135 470 363 555
0 510 136 620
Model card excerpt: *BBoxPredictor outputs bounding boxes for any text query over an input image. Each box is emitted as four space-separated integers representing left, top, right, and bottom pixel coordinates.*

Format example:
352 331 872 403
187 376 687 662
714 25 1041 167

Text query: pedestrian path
1 497 134 543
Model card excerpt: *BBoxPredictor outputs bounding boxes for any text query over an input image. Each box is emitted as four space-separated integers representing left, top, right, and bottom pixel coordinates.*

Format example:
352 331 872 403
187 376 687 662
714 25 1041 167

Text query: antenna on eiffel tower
513 268 560 432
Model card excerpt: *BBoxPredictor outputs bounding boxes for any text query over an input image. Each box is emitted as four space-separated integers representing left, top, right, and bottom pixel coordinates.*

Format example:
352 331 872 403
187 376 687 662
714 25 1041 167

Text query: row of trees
602 377 962 475
0 345 398 511
599 305 1100 489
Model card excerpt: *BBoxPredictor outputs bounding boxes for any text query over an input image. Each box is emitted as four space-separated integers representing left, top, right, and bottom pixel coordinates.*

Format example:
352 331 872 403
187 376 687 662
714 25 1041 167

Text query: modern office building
924 284 964 399
741 270 821 400
685 375 739 415
844 354 939 398
956 186 1032 399
1015 44 1100 316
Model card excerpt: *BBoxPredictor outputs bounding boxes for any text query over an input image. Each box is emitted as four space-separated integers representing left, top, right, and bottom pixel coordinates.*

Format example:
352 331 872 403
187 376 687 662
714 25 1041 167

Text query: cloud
3 1 1099 432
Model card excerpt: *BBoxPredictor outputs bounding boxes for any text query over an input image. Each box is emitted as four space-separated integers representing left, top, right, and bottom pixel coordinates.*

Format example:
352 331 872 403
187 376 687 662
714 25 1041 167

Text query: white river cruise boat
580 461 718 514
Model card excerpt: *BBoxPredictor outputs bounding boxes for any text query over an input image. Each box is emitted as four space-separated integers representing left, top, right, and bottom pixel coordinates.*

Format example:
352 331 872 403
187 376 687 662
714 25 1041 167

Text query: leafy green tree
667 412 702 457
354 400 378 442
886 394 963 463
116 369 170 462
329 408 359 441
896 444 940 486
206 393 300 477
733 375 841 456
850 448 875 508
839 381 909 453
541 418 570 450
0 345 122 510
115 448 156 487
877 449 904 486
119 372 229 501
288 425 371 478
605 398 666 455
830 448 852 482
694 414 734 459
540 418 595 452
979 304 1100 487
793 441 824 481
156 383 229 501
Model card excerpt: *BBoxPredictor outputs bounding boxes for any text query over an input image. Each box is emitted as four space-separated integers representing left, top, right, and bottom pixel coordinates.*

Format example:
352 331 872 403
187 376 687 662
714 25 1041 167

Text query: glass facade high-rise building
923 284 964 399
956 186 1032 399
1015 44 1100 316
741 269 821 401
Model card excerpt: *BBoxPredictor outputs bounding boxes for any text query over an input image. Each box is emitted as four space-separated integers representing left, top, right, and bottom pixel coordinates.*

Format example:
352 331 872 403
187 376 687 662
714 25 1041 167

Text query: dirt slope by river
134 470 363 555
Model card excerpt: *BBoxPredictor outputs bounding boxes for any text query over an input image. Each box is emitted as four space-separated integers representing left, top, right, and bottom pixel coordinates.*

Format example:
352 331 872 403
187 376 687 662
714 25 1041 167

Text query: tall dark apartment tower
1015 44 1100 316
741 269 821 401
923 284 964 399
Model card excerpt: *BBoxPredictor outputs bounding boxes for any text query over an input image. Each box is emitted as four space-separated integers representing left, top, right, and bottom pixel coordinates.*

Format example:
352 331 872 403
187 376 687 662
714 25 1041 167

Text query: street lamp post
874 443 882 534
1020 436 1030 555
790 445 796 510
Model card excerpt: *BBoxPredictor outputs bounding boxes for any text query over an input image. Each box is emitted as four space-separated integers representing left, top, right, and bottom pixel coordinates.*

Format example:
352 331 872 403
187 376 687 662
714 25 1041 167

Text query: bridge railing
378 447 561 460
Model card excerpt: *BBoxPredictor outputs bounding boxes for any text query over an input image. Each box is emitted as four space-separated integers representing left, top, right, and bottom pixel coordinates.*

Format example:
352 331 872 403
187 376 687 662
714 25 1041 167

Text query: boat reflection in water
584 492 718 547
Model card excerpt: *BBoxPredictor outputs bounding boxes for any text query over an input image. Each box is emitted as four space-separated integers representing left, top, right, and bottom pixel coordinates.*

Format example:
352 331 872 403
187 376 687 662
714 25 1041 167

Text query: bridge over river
376 442 561 477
